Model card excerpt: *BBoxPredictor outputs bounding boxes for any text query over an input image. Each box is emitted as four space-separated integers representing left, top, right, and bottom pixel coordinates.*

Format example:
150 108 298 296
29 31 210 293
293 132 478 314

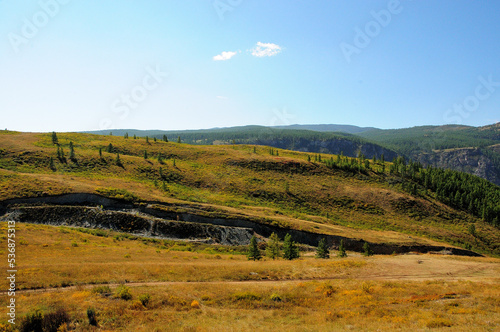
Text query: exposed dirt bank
0 193 482 256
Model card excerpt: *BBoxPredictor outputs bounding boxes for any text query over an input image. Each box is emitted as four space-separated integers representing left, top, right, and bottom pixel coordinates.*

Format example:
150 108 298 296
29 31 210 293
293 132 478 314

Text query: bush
138 294 151 307
87 307 97 326
91 285 111 295
20 311 43 332
115 285 133 300
42 308 70 332
270 293 282 302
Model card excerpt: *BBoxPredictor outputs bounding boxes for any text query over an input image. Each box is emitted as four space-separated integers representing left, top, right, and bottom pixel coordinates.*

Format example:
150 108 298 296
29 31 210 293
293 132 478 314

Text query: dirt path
7 255 499 295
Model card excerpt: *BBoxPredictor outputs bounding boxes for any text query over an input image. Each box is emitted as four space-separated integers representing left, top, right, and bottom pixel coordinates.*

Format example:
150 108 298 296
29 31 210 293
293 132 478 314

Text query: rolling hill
0 130 499 256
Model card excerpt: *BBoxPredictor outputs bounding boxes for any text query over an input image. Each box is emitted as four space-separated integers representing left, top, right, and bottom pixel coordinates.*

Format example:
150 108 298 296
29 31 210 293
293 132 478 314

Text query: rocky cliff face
416 148 500 186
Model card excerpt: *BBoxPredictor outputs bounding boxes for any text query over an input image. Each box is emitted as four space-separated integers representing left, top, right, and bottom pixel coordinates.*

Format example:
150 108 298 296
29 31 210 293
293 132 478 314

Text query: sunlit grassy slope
0 130 499 255
0 222 498 331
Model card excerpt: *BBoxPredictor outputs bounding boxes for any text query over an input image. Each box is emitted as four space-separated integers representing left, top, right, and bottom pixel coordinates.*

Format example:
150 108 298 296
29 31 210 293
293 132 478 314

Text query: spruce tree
266 233 281 260
337 240 347 258
247 236 262 261
177 136 181 143
316 238 330 259
69 142 75 160
124 132 129 139
283 233 299 260
146 136 149 144
362 242 373 257
107 143 113 153
51 131 58 145
99 147 102 158
49 157 55 170
163 135 168 142
144 150 148 159
115 153 122 166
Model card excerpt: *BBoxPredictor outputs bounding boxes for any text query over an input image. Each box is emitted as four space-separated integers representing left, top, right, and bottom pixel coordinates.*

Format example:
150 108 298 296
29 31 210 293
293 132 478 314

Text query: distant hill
273 124 378 134
86 126 399 161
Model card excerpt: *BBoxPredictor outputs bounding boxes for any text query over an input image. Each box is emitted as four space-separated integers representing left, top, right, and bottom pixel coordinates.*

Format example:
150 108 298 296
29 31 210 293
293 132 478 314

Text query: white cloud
251 42 282 57
213 51 238 61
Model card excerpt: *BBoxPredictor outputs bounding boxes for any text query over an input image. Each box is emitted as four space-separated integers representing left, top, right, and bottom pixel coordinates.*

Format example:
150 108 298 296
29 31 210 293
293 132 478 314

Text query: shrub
270 293 282 302
19 311 43 332
42 308 70 332
139 294 151 307
87 307 97 326
232 292 261 301
91 285 111 295
115 285 133 300
191 300 200 309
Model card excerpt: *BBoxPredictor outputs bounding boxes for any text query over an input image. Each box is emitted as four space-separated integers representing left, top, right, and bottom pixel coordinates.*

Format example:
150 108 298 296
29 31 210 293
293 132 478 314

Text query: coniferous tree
153 137 157 142
283 233 299 260
69 142 75 160
163 135 168 142
247 236 262 261
173 159 176 167
49 157 55 170
316 238 330 259
106 143 113 153
146 136 149 144
99 147 102 158
124 133 129 139
51 131 58 145
337 240 347 258
362 242 373 257
133 134 137 139
266 233 281 260
177 136 181 143
115 153 122 166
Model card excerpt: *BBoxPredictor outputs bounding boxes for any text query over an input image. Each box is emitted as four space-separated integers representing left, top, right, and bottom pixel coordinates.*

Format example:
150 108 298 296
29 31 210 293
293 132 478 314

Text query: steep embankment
0 194 482 256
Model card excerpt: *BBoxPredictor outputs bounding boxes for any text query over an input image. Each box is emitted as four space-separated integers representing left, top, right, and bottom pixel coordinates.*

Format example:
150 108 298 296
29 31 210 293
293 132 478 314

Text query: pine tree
146 136 149 144
163 135 168 142
69 142 75 160
116 153 122 166
99 147 102 158
337 240 347 258
49 157 55 170
106 143 113 153
153 137 157 142
133 134 137 139
247 236 262 261
124 133 129 139
144 150 148 159
173 159 176 167
266 233 281 259
51 131 58 145
316 238 330 259
253 146 257 153
177 136 181 143
307 155 311 162
283 233 299 260
362 242 373 257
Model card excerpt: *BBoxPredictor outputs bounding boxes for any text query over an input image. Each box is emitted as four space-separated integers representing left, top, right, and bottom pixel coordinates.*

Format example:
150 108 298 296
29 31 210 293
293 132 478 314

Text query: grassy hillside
0 130 499 255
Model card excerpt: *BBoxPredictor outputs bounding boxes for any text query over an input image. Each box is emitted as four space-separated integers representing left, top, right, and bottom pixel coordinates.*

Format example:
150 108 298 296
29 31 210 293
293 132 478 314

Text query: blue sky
1 0 499 132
